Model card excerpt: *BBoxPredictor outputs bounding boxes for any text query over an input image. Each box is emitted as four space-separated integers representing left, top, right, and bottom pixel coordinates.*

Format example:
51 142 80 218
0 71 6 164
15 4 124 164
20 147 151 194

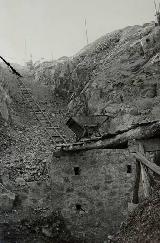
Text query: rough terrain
113 184 160 243
0 64 78 242
39 22 160 134
0 21 160 242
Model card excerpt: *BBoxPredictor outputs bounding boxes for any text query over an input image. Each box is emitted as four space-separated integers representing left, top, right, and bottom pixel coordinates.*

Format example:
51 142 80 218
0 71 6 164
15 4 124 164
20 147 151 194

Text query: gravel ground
113 184 160 243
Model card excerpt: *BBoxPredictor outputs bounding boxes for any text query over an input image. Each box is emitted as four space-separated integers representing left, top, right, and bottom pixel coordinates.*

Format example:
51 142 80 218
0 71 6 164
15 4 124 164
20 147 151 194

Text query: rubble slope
113 185 160 243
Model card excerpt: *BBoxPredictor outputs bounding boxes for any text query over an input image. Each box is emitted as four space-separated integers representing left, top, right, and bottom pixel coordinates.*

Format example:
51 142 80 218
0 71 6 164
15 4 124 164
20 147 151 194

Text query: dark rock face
0 184 15 212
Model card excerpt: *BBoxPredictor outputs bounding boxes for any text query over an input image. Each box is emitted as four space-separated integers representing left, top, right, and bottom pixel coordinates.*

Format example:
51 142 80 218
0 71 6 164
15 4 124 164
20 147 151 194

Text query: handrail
133 151 160 176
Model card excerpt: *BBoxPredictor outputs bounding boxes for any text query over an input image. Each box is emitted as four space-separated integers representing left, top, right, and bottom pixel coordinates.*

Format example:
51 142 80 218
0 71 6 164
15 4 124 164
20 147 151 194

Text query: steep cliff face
38 22 160 134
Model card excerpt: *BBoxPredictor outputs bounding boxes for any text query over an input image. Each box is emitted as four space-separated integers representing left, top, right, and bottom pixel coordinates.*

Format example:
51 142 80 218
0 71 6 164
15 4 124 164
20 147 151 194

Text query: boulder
0 191 15 212
15 177 26 186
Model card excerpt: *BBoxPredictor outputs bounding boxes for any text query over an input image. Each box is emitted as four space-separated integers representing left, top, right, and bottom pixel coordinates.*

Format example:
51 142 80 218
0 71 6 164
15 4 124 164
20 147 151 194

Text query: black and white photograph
0 0 160 242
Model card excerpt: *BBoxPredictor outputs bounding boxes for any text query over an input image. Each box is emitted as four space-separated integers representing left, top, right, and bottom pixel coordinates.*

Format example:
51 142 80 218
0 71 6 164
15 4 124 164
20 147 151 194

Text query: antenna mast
154 0 158 14
85 18 89 45
51 52 53 62
25 39 27 62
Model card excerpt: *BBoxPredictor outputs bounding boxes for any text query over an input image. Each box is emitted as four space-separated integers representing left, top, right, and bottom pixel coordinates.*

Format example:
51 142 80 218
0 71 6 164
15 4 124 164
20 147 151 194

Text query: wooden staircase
17 77 67 146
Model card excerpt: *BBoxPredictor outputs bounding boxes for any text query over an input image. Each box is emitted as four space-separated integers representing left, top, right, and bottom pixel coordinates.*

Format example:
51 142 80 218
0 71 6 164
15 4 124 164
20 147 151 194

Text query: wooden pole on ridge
154 0 158 15
85 18 89 45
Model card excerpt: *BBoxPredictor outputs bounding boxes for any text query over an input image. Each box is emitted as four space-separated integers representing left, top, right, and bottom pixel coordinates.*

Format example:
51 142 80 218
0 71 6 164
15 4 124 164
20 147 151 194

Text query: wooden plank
138 143 151 198
133 152 160 176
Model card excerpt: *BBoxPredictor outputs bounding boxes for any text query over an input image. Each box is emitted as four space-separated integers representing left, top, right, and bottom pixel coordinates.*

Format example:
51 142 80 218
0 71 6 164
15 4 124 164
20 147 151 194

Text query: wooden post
85 18 89 45
138 143 151 198
132 160 141 204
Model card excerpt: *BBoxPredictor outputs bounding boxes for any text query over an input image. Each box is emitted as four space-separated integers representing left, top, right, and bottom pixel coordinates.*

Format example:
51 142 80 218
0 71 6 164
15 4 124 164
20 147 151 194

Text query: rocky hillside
113 184 160 243
35 21 160 134
1 21 160 242
0 62 78 242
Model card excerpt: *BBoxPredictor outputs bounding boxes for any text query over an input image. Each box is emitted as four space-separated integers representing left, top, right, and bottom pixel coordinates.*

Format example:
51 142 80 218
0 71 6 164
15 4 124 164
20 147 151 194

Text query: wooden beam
132 160 141 204
58 121 160 152
138 143 151 198
133 152 160 176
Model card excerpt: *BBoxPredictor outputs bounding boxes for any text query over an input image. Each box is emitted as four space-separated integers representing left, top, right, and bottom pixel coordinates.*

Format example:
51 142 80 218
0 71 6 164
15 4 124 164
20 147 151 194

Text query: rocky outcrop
0 184 15 212
1 21 160 242
36 22 160 134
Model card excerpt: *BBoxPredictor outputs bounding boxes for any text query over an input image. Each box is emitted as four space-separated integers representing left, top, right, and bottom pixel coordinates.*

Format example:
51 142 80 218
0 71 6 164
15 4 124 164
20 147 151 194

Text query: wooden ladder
17 77 67 146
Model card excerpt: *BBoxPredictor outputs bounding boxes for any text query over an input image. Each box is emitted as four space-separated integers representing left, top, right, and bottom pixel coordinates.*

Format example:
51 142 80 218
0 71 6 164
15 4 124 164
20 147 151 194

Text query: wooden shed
66 115 109 141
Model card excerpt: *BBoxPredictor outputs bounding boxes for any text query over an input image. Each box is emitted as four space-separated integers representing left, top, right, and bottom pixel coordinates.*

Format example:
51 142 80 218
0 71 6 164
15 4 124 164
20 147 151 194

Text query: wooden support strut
132 159 141 204
138 143 151 198
132 142 160 200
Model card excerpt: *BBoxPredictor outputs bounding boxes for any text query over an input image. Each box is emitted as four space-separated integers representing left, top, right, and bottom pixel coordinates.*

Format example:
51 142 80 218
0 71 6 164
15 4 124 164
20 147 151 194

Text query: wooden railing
132 142 160 204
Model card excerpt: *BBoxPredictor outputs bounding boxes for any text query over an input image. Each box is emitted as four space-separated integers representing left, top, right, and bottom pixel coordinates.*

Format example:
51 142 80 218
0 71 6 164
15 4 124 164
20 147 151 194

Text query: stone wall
49 148 136 242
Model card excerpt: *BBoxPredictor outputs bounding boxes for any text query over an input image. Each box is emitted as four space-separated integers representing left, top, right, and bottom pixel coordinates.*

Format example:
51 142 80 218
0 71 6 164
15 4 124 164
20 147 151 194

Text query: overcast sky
0 0 156 64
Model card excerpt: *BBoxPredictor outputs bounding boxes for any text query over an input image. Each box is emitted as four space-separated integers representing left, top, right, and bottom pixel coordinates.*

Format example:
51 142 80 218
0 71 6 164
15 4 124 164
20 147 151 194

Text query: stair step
46 126 60 129
26 99 33 102
34 112 45 115
54 138 66 142
51 135 62 138
55 140 68 144
51 133 66 137
40 124 52 127
40 119 51 123
52 135 66 139
53 137 67 142
30 109 46 112
22 91 31 93
17 79 70 145
20 88 31 90
40 122 52 126
21 92 32 95
31 109 43 113
38 117 48 120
